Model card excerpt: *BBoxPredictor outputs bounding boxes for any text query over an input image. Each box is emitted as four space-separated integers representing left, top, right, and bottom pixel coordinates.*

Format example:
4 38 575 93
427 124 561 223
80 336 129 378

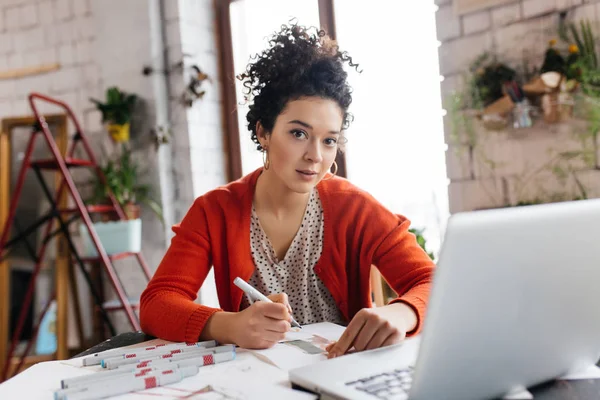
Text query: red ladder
0 93 152 380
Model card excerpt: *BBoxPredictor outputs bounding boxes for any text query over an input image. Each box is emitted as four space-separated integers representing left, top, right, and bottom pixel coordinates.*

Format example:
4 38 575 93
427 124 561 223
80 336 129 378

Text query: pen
81 339 217 366
55 365 199 400
234 277 302 329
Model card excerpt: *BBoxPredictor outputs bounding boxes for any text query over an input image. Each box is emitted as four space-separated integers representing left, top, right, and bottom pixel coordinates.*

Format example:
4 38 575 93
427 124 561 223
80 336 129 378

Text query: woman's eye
291 130 307 139
324 138 338 146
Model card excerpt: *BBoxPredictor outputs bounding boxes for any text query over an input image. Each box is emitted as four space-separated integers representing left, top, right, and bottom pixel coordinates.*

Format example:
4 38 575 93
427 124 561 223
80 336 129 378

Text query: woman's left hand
325 302 417 358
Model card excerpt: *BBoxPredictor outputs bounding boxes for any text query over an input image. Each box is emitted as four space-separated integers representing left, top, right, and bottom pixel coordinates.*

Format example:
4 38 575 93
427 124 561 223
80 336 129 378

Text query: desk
75 332 600 400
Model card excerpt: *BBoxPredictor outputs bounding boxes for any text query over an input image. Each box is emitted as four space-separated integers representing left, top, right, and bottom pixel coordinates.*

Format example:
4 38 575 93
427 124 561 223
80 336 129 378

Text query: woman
140 24 435 358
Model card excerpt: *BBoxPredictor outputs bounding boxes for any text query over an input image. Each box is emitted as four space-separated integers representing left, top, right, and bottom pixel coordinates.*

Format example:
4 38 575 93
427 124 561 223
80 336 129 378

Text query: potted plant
80 146 163 257
90 87 137 143
88 145 163 222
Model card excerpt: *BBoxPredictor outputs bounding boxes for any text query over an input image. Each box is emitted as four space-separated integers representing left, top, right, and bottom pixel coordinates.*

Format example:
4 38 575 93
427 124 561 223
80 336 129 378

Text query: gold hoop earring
330 161 338 176
323 161 338 180
262 150 270 170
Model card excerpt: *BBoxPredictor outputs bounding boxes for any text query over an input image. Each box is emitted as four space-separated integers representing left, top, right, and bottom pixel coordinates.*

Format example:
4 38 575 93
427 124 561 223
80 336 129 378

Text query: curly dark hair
237 23 360 151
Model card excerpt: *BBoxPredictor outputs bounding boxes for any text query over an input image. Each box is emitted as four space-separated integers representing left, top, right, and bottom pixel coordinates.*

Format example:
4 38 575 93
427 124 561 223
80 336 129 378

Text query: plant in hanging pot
90 87 137 143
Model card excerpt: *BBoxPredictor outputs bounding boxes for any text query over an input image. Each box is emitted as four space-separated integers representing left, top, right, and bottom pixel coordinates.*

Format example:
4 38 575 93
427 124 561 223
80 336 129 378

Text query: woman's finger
327 313 366 358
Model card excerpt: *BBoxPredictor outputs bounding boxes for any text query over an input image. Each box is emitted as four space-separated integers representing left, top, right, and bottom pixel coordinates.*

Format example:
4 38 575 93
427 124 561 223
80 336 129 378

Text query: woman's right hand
230 300 292 349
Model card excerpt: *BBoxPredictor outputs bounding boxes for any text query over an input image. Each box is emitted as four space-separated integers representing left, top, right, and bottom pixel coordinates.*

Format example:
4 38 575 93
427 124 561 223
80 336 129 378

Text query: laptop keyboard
344 366 414 400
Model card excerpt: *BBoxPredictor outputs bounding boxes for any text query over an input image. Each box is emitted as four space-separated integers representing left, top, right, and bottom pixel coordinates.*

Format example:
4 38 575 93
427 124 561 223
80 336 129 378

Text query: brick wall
436 0 600 213
0 0 226 334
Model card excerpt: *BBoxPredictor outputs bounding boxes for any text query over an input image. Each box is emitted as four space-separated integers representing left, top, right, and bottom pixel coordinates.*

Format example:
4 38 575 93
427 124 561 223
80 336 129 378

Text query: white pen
233 277 302 329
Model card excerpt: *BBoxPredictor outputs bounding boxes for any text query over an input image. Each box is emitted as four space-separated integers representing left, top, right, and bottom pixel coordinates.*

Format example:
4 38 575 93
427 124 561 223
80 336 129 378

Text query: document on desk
250 322 346 371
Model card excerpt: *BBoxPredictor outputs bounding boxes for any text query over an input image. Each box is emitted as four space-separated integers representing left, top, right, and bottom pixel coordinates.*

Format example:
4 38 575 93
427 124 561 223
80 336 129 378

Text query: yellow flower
549 38 557 47
569 44 579 54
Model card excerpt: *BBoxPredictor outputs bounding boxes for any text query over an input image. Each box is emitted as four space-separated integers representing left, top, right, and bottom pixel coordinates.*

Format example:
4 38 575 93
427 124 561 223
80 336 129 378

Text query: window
334 1 449 255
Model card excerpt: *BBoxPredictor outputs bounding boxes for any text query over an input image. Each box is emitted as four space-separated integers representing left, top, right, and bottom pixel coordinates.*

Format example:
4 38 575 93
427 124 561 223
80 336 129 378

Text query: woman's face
258 97 343 194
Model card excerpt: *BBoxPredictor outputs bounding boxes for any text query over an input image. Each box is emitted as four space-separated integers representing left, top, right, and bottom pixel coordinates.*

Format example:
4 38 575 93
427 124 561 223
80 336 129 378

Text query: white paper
251 322 346 371
282 322 346 343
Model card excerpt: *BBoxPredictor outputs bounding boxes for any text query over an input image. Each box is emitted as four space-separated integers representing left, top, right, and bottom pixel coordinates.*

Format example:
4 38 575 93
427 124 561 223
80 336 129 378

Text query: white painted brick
11 98 31 117
0 80 17 100
0 55 8 70
574 169 600 199
7 52 23 69
38 0 55 26
438 32 493 76
23 47 56 67
572 3 598 21
75 16 94 40
82 108 103 134
491 3 521 27
440 73 466 100
18 74 51 97
56 20 77 44
446 145 473 180
507 170 586 205
74 41 92 64
43 25 59 46
522 0 557 18
1 0 30 7
0 99 14 117
55 0 74 21
557 0 583 9
436 4 461 41
19 3 38 28
58 43 75 65
5 7 20 31
495 14 558 62
13 26 45 51
51 67 80 93
82 63 100 87
73 0 91 16
473 121 592 179
463 10 490 35
0 33 13 54
448 178 507 213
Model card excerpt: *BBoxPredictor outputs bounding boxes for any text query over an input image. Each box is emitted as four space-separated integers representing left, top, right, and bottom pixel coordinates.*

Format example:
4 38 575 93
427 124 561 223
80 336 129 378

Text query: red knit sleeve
140 196 222 342
371 213 435 336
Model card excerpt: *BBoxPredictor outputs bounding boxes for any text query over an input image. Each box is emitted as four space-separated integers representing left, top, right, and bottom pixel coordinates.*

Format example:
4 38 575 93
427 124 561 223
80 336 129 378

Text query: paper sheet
250 322 346 371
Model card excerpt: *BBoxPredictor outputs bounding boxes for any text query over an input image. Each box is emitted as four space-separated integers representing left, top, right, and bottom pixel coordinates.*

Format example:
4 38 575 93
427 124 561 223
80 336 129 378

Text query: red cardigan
140 169 435 342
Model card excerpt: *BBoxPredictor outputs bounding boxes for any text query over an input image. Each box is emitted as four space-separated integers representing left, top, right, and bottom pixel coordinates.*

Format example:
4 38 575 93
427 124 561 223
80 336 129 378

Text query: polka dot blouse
240 188 345 325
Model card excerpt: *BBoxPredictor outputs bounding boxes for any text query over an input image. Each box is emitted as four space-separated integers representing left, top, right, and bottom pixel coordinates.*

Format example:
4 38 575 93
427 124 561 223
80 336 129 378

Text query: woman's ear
256 121 270 149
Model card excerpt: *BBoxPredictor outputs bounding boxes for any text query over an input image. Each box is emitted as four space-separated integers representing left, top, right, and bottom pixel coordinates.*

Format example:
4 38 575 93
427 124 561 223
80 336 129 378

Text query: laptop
289 199 600 400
